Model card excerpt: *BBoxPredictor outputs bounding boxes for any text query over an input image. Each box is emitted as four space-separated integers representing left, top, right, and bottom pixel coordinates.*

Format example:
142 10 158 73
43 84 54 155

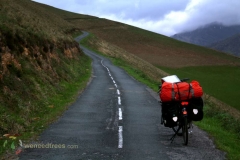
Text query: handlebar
180 78 190 82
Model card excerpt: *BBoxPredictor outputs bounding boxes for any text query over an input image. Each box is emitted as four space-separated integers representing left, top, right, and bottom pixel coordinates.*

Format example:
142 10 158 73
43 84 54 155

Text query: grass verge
195 101 240 160
0 45 92 158
81 33 240 160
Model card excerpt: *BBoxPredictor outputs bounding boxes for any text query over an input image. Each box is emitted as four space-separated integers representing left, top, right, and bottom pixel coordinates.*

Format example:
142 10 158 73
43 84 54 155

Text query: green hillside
0 0 91 156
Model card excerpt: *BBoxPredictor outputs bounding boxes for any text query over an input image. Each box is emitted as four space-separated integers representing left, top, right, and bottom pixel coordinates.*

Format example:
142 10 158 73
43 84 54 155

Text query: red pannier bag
175 82 191 101
160 81 203 102
160 82 176 102
160 82 190 102
190 80 203 98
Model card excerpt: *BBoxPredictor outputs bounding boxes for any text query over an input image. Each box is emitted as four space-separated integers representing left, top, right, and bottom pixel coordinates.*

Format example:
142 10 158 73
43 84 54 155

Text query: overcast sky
33 0 240 36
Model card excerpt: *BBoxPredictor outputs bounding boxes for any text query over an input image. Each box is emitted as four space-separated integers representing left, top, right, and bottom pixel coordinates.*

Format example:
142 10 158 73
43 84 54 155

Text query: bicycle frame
170 101 190 145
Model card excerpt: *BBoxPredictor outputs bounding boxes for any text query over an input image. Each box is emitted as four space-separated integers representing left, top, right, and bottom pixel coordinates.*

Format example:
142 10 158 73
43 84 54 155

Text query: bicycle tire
182 117 188 145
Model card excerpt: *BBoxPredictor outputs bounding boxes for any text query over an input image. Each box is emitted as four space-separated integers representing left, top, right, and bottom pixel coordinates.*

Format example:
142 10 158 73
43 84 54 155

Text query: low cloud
99 0 240 36
33 0 240 36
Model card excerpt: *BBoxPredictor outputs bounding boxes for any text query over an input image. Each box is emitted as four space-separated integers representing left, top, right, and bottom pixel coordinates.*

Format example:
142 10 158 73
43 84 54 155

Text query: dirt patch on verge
88 37 169 82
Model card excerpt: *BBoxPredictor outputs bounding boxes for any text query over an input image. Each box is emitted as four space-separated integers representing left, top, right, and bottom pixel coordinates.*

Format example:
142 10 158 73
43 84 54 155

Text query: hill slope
61 17 240 68
30 3 240 68
0 0 90 142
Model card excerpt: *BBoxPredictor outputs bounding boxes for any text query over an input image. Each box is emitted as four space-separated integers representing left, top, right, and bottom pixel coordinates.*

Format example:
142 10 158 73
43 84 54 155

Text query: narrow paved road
19 32 225 160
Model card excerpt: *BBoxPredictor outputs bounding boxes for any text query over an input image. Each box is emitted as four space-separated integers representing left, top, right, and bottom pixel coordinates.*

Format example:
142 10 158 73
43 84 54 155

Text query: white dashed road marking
118 97 121 105
100 59 123 149
119 108 123 120
118 126 123 148
117 89 120 95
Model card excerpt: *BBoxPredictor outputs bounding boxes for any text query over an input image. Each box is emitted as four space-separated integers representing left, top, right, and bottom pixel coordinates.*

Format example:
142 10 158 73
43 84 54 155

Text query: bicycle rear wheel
182 117 188 145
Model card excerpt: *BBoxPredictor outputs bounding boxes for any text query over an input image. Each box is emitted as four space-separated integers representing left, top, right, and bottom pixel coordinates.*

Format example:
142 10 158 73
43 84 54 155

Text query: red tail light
181 101 189 105
183 110 187 115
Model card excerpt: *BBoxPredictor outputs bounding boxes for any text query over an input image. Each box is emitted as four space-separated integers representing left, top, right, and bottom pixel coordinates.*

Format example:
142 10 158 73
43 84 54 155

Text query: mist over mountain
171 22 240 56
210 34 240 57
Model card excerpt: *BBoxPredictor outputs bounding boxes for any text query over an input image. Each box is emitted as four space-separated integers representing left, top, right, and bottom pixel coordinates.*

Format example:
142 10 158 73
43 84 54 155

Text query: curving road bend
19 32 226 160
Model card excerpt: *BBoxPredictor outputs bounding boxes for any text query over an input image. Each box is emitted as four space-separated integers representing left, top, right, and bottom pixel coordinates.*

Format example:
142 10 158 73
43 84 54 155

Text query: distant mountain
171 22 240 56
209 34 240 57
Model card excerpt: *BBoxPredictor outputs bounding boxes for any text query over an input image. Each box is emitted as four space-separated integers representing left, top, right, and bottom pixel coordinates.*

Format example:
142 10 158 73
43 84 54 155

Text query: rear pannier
188 98 204 121
161 102 179 127
160 80 203 102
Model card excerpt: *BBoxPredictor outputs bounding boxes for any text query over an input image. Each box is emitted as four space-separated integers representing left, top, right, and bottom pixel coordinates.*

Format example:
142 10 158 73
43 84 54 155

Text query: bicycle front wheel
182 117 188 145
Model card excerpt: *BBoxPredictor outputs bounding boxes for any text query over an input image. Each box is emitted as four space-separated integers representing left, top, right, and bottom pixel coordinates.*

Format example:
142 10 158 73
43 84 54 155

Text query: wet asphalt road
19 32 226 160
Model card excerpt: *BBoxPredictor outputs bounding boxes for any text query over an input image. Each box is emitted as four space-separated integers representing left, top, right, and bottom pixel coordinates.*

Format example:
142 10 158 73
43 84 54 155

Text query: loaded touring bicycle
159 75 204 145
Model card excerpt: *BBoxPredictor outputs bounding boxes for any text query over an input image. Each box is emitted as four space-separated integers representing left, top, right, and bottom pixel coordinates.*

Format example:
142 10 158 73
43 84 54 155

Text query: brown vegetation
0 0 88 138
65 18 240 68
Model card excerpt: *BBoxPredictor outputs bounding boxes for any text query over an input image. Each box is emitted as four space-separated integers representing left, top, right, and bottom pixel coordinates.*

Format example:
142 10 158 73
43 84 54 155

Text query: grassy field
160 65 240 111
